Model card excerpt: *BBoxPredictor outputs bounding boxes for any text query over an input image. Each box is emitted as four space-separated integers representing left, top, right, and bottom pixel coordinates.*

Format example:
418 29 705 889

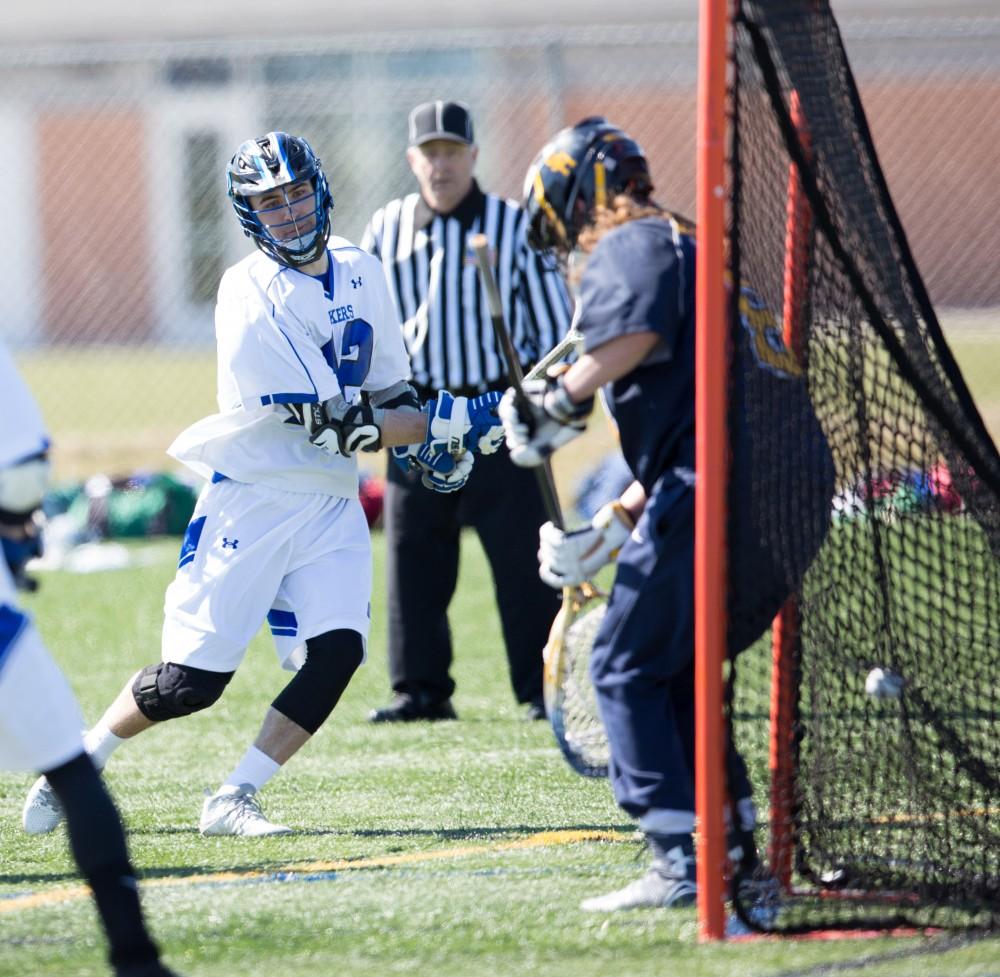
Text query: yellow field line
0 829 629 915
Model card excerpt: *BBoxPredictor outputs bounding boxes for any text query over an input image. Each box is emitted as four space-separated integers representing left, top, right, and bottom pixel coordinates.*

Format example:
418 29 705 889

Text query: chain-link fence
1 15 997 478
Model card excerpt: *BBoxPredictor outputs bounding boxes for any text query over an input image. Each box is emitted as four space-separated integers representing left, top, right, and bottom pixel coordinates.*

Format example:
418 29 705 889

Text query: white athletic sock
220 746 281 794
639 808 696 836
82 722 126 771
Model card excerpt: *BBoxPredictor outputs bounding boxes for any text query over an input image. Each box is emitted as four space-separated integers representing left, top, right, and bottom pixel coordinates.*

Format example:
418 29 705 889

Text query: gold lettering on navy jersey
544 151 577 177
738 288 802 379
328 304 355 325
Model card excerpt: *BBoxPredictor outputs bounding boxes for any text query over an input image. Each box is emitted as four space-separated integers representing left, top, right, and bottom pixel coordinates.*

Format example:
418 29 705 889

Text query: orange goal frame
694 0 730 942
696 0 813 938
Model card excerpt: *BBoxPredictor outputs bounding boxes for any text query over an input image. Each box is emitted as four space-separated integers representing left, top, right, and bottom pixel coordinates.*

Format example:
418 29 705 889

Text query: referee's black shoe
368 692 457 723
524 697 547 721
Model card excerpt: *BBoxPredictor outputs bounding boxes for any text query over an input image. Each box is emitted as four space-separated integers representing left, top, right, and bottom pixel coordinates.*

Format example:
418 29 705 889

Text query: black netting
727 0 1000 932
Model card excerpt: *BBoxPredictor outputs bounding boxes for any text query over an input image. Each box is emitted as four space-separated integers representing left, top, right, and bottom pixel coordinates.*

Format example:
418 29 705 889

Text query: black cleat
368 693 457 723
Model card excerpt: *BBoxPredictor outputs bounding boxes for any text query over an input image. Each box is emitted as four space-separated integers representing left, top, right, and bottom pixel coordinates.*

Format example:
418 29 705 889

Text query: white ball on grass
865 667 904 699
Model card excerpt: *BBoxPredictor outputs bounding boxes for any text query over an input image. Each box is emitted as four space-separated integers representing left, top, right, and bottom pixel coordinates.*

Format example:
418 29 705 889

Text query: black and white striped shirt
361 182 571 394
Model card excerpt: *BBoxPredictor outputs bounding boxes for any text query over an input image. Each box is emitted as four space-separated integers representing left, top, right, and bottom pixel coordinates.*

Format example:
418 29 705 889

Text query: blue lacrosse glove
391 443 474 493
465 391 505 455
424 390 505 457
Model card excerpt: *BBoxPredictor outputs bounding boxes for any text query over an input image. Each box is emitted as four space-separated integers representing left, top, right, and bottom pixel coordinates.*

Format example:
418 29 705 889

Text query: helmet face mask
227 132 334 268
523 117 652 259
524 195 566 256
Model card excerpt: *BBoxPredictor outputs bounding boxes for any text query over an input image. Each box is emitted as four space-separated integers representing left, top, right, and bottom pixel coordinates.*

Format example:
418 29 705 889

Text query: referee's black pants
383 446 558 706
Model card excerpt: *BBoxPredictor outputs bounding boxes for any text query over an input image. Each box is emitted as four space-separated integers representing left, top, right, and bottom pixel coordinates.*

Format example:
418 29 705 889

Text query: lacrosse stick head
543 582 610 778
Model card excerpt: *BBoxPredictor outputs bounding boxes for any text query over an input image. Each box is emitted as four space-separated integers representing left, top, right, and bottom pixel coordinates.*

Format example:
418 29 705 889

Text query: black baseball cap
408 100 474 147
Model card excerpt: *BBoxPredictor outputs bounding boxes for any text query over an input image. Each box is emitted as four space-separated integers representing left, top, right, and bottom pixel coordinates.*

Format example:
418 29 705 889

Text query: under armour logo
351 276 362 288
221 537 239 550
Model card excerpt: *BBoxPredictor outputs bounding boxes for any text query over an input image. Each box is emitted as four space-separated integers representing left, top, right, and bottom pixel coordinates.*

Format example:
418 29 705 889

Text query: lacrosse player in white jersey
1 344 181 977
23 131 503 837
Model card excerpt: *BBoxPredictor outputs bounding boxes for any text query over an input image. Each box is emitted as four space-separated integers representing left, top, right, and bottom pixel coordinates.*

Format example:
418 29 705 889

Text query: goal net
725 0 1000 932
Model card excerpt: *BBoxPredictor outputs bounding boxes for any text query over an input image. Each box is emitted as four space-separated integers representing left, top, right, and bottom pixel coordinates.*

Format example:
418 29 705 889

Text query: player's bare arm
385 393 505 454
379 408 431 448
616 478 648 523
562 331 662 403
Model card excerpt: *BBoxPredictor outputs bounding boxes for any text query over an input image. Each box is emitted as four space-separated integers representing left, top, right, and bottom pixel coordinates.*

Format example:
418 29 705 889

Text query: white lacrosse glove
391 442 475 493
498 374 593 468
537 501 635 589
423 390 505 456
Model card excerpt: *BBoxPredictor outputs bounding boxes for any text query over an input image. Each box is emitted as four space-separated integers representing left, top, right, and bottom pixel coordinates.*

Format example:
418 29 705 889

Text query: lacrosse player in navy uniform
0 344 180 977
500 118 833 910
23 132 503 837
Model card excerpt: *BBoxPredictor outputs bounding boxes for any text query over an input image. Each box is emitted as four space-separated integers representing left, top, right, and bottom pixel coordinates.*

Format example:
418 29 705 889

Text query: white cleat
581 845 698 912
581 868 697 911
22 775 65 835
198 784 292 837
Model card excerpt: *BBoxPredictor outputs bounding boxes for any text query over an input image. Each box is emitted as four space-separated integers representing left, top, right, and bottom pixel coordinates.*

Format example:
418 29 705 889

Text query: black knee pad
132 662 234 722
271 629 364 734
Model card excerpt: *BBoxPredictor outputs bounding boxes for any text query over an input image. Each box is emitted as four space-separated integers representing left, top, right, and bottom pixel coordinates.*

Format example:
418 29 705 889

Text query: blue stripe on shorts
267 609 298 638
0 603 30 679
178 516 208 569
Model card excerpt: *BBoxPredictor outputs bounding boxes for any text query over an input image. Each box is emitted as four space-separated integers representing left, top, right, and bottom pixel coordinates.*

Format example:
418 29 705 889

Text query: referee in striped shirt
363 100 572 722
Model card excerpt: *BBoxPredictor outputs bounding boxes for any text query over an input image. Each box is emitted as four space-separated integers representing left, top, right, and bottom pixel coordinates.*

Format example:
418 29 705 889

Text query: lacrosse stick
471 235 608 778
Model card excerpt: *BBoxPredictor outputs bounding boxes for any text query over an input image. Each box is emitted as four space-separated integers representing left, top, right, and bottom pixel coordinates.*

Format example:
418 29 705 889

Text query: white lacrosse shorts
0 563 85 773
161 478 372 674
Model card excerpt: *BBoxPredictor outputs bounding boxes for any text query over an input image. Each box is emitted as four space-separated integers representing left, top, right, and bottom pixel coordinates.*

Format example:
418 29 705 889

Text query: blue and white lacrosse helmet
227 131 334 268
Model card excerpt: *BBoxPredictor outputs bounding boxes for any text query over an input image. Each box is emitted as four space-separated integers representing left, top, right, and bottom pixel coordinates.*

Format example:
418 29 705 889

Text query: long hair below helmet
227 131 334 268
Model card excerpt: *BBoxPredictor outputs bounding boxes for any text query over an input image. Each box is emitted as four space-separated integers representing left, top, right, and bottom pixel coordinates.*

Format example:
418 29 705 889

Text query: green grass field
1 535 999 977
4 314 998 974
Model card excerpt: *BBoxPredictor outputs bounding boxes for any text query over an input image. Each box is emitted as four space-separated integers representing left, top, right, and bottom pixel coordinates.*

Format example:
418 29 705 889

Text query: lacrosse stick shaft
471 234 565 529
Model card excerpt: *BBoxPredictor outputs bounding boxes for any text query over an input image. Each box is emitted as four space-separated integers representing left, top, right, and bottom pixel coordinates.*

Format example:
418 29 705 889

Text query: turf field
4 315 998 973
2 535 999 977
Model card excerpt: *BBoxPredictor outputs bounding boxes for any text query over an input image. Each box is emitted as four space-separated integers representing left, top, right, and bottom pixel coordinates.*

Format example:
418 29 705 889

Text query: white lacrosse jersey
0 342 49 469
169 237 411 497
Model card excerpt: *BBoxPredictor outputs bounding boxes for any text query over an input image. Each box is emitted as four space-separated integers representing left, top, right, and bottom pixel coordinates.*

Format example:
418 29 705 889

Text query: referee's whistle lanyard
401 229 445 359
